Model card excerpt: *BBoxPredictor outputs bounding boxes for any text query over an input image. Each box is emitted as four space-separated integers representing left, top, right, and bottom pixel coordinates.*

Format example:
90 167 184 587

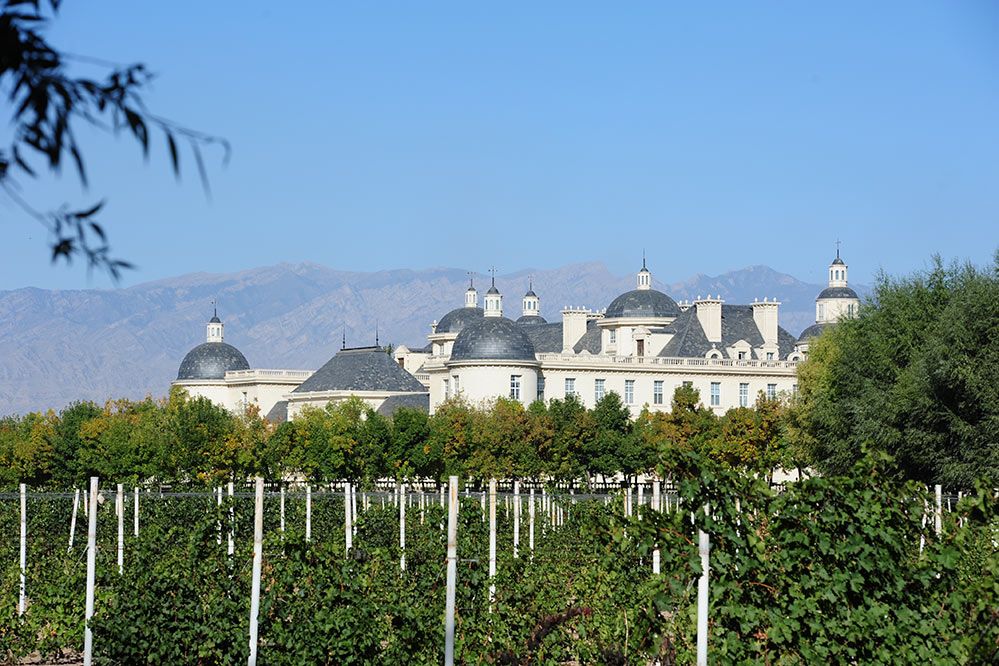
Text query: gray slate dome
817 286 858 300
450 317 537 362
797 322 831 343
605 289 680 319
177 342 250 380
435 306 484 334
516 314 548 325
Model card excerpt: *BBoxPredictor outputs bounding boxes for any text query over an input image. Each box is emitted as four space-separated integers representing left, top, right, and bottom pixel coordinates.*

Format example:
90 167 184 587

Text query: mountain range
0 262 862 416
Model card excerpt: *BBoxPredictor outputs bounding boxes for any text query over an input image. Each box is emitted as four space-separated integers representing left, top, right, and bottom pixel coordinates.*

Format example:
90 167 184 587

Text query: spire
341 326 346 350
828 245 848 287
375 320 380 347
522 275 540 317
206 302 224 342
484 267 503 317
464 271 478 308
637 256 651 290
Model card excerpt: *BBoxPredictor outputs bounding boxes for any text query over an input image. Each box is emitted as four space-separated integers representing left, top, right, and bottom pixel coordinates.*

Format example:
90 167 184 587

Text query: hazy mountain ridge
0 262 862 416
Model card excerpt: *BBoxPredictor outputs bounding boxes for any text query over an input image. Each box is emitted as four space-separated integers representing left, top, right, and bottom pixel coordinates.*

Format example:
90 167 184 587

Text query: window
452 375 460 394
510 375 522 400
537 376 545 401
739 382 749 407
443 378 450 400
767 383 777 400
817 303 825 320
792 383 798 396
848 303 856 317
624 380 634 404
609 330 616 344
564 377 575 396
766 352 774 361
594 378 605 402
710 382 720 406
738 351 746 360
653 380 664 405
636 339 645 356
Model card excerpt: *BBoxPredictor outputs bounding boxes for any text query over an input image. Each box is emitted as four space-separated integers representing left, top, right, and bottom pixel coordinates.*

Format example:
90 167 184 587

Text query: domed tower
464 275 478 308
516 278 547 325
599 258 680 357
176 308 250 381
795 247 861 357
815 248 860 324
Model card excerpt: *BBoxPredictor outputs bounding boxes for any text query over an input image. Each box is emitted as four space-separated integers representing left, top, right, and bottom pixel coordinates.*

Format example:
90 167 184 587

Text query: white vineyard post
638 482 644 518
529 488 535 554
344 482 352 554
489 479 497 609
82 486 88 520
116 483 124 575
279 485 285 534
133 486 139 538
68 487 79 551
247 478 264 666
444 476 458 666
18 483 26 616
351 484 358 537
227 481 235 556
934 484 943 537
83 477 98 666
513 480 520 559
216 486 222 546
305 484 312 543
480 490 486 522
652 481 661 575
399 482 406 571
420 490 425 525
696 503 710 666
440 485 445 508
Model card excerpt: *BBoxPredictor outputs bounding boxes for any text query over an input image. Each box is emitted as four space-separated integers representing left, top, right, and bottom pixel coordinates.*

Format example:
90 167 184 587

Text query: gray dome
797 322 831 343
817 286 858 300
450 317 536 362
605 289 680 319
516 314 548 325
435 307 484 334
177 342 250 380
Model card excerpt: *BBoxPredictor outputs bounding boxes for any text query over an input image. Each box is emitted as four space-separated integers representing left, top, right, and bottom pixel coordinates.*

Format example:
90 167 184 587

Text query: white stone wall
444 364 539 410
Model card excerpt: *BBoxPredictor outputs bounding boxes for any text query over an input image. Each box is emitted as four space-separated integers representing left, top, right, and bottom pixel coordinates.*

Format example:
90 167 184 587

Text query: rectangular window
624 380 634 404
738 351 746 360
537 376 545 401
564 377 575 396
767 383 777 400
792 384 798 396
710 382 720 406
766 352 774 361
594 378 605 402
452 375 460 394
510 375 521 400
609 330 616 344
653 380 664 405
739 382 749 407
443 378 450 400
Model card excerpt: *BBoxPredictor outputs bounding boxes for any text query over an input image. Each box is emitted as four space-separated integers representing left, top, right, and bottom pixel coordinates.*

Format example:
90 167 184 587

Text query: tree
1 0 225 278
795 254 999 487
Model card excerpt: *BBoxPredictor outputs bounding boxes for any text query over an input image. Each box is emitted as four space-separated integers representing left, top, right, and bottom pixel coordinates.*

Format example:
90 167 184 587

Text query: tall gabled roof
293 346 426 394
658 305 795 359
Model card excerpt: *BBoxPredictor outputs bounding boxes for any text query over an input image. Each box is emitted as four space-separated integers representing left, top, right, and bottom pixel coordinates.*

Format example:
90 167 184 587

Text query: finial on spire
342 326 346 350
528 274 533 291
211 298 217 319
642 249 646 270
375 320 379 347
489 266 497 288
467 271 474 288
835 239 841 259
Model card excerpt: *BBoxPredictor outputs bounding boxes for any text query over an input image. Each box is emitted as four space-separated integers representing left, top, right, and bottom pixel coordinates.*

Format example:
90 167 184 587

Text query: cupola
522 278 540 317
484 270 503 318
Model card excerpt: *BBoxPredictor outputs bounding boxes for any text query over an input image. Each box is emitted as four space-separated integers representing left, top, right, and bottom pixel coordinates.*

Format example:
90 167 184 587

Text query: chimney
752 298 780 346
561 307 589 352
694 295 723 343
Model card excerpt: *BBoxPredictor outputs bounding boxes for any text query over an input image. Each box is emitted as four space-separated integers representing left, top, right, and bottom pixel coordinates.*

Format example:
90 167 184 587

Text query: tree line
0 385 794 489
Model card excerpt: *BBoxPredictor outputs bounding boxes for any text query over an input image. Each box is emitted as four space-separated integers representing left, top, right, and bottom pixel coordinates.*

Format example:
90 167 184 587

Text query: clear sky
3 1 998 290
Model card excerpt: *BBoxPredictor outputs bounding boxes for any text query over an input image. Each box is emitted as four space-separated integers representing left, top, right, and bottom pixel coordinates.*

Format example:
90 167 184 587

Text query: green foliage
796 254 999 486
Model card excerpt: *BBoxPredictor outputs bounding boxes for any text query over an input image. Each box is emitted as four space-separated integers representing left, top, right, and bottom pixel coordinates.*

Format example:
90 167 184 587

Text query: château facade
172 254 860 420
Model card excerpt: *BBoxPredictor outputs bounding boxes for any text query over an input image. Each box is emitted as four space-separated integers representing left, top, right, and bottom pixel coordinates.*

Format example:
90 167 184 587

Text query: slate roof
265 400 288 423
435 307 484 334
572 320 603 354
177 342 250 380
450 317 537 362
516 314 548 325
658 305 796 360
293 346 426 394
376 394 430 417
522 321 564 353
817 286 858 300
797 322 831 343
605 289 681 319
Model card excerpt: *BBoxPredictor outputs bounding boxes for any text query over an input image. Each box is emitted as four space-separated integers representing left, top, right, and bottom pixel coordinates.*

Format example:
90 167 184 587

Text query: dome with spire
517 277 546 325
177 310 250 380
605 260 679 319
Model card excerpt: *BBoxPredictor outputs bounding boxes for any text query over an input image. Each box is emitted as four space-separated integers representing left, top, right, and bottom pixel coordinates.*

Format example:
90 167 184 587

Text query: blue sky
3 1 998 290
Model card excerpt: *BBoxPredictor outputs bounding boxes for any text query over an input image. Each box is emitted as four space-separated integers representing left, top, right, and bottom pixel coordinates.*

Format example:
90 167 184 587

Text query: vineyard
1 459 997 665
